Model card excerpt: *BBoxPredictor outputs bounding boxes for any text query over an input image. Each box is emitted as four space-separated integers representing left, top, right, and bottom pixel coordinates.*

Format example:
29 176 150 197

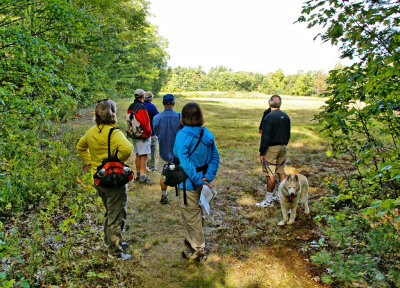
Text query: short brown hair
269 95 282 108
95 99 117 125
181 102 204 127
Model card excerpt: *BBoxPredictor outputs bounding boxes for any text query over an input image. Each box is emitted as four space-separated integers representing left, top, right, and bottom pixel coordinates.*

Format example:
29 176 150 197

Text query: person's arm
259 117 272 156
173 133 204 187
76 131 91 166
259 108 271 133
153 115 160 137
203 141 220 183
287 117 291 144
137 108 152 138
127 103 134 115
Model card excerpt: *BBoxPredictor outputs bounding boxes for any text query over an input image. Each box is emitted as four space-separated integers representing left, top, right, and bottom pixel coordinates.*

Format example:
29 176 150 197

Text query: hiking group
76 92 290 262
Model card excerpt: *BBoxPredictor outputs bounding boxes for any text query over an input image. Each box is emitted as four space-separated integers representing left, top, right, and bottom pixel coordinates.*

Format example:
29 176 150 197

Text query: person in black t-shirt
257 95 291 208
259 107 271 134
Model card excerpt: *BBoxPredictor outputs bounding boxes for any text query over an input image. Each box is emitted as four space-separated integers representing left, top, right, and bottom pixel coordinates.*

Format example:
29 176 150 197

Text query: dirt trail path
123 156 327 288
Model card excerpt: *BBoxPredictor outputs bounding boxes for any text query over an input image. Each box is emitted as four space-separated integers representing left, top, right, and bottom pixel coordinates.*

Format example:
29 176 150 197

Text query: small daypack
94 127 134 187
162 128 207 205
126 108 144 139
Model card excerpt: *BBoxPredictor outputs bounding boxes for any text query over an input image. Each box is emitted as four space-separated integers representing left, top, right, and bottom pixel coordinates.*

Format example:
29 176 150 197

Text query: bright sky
148 0 348 75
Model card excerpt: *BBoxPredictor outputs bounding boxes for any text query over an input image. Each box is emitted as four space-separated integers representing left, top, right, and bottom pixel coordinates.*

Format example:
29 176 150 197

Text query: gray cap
144 91 154 101
134 88 145 99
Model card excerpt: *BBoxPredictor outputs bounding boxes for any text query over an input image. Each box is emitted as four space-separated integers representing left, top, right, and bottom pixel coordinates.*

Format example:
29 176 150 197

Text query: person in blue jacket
173 102 220 261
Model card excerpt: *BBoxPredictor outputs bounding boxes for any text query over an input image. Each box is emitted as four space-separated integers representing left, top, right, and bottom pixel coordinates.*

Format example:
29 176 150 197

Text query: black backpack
162 128 207 205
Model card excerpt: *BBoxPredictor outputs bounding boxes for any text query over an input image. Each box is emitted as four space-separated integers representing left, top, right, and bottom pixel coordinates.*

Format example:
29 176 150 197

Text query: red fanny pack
94 127 133 187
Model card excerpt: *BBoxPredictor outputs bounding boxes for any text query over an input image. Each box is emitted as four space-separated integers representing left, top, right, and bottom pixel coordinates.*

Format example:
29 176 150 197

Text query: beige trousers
178 188 205 252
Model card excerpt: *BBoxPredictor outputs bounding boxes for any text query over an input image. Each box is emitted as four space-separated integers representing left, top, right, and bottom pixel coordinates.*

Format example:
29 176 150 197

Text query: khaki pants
147 135 158 169
178 188 205 252
95 184 128 257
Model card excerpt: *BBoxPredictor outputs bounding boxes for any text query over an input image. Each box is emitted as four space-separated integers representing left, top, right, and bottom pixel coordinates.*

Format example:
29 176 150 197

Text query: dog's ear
286 174 292 180
293 174 299 182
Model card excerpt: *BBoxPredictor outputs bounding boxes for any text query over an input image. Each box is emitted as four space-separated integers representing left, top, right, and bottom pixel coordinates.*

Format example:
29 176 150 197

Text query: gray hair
269 95 282 108
95 99 117 125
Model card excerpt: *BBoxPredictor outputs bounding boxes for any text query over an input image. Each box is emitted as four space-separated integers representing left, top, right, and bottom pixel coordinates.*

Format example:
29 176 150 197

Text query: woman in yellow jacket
76 99 133 260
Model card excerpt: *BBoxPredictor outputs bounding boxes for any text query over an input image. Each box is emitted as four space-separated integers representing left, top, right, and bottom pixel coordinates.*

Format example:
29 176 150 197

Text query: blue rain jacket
173 126 220 190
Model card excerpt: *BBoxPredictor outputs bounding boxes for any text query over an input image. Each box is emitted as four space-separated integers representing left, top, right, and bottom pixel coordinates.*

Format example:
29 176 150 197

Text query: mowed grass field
74 92 330 287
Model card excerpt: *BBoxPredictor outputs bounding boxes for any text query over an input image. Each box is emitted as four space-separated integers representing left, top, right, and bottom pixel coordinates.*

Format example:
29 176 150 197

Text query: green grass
2 92 331 288
115 92 328 288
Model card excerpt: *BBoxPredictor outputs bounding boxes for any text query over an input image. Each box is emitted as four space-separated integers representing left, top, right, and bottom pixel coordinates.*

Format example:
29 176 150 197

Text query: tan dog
278 174 310 226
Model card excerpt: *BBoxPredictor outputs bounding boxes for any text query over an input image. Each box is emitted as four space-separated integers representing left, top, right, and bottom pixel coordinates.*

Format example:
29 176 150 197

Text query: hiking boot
182 250 207 262
139 177 155 185
135 176 140 181
108 252 132 260
160 195 169 204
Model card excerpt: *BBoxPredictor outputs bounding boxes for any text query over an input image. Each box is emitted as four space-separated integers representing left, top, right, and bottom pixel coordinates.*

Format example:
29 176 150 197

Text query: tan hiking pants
178 188 205 252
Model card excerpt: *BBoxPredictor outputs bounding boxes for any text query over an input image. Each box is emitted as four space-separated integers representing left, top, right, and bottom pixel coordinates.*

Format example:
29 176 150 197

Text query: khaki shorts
132 137 151 155
262 145 286 176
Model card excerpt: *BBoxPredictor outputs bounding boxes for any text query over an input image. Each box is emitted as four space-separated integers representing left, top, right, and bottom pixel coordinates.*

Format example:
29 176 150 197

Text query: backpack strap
188 127 204 157
107 127 119 159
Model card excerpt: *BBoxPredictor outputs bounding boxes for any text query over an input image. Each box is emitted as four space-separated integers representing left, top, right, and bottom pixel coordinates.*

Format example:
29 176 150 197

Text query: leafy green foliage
0 0 168 212
0 1 167 284
299 0 400 286
162 66 328 96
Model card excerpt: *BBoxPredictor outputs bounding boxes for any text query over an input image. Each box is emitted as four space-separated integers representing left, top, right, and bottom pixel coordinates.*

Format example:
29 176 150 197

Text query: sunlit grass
72 92 329 287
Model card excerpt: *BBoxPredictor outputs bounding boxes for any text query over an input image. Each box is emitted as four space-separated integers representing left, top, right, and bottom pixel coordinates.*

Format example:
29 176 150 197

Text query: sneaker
272 193 280 202
160 195 169 204
108 252 132 260
135 176 140 181
256 199 274 207
140 177 155 185
150 168 158 172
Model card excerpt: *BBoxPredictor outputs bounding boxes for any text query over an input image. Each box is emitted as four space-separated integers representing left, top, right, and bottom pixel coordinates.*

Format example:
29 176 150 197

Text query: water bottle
98 168 106 177
123 166 132 175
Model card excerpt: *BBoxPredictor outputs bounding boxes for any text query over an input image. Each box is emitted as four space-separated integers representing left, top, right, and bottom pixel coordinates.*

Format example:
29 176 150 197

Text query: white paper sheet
199 185 217 215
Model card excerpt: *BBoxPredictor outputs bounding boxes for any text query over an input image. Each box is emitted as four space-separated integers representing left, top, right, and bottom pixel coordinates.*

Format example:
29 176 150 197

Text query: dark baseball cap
163 94 174 105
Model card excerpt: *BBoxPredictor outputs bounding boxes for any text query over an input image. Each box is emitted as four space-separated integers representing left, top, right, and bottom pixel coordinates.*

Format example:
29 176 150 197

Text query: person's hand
82 164 91 173
260 155 265 164
202 177 212 188
259 129 262 134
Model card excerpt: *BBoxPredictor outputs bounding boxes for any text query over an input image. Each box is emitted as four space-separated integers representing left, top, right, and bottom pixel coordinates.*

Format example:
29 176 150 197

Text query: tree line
162 66 329 96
